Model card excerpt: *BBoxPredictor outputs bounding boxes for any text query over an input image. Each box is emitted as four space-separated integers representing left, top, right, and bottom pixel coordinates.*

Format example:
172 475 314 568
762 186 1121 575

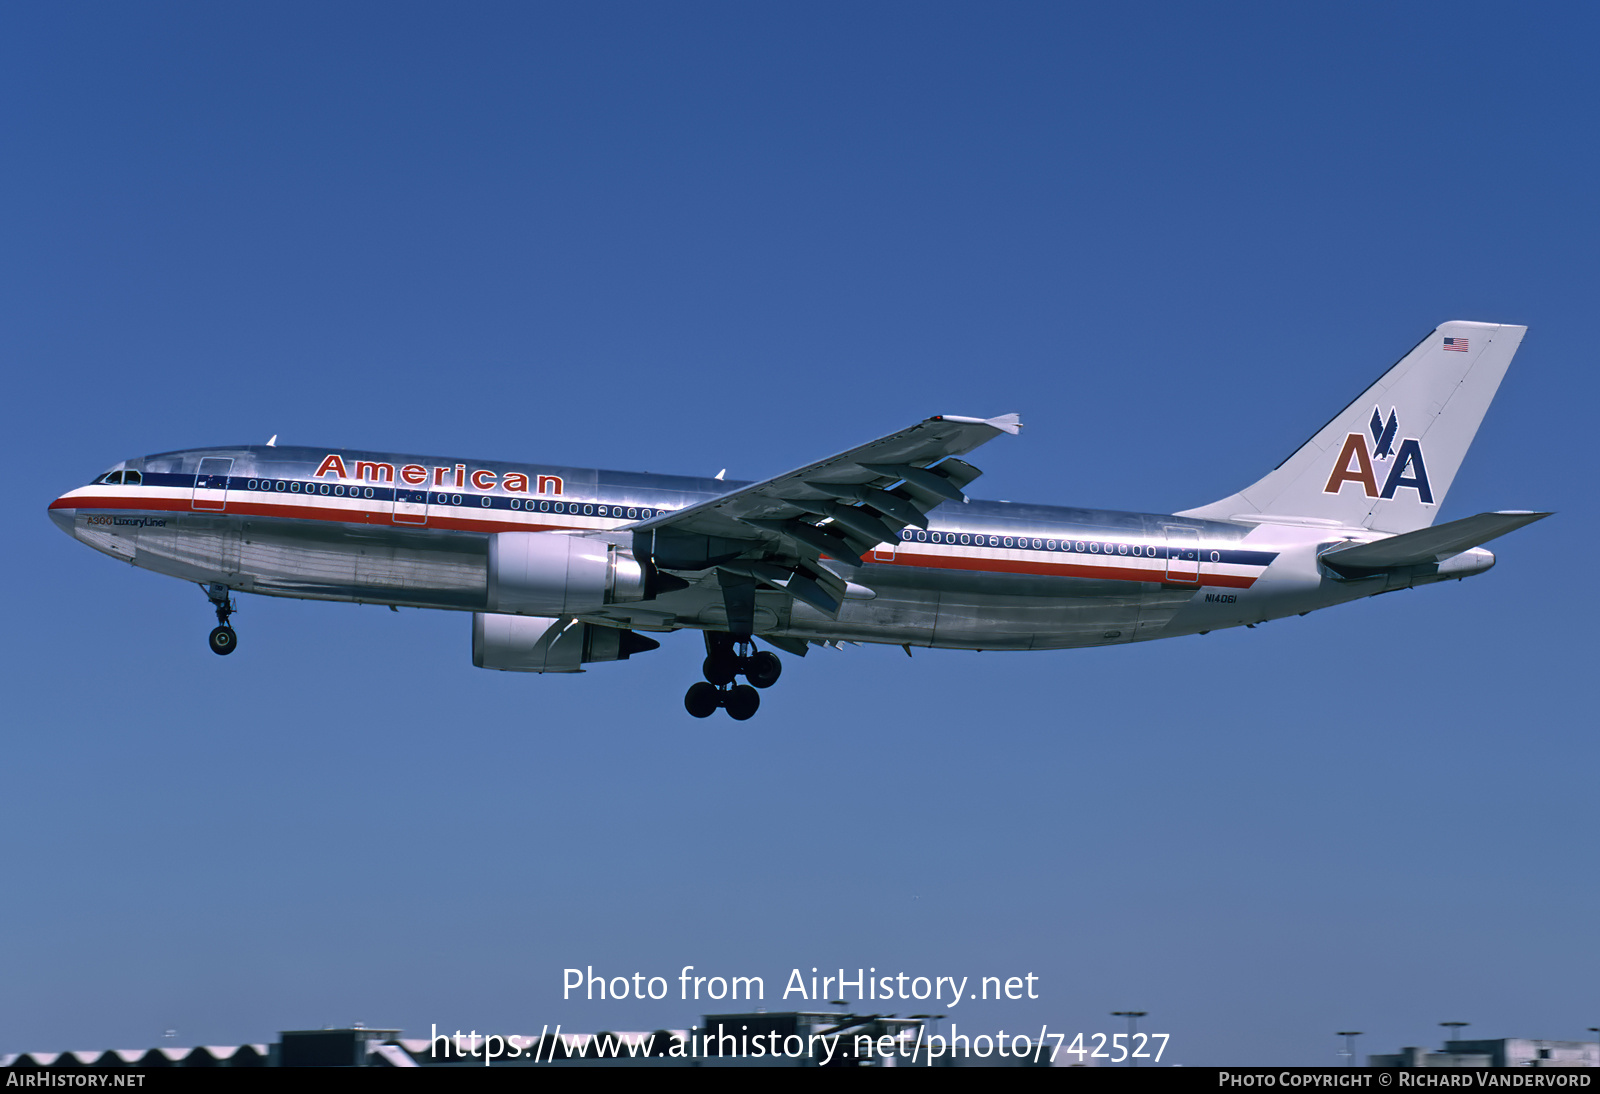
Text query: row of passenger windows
100 469 1210 559
249 479 377 498
240 478 666 519
904 528 1166 557
104 468 1216 561
508 500 663 518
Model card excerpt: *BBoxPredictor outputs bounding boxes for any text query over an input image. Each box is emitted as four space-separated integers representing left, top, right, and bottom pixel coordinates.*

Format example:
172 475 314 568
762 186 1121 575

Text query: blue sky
3 2 1595 1066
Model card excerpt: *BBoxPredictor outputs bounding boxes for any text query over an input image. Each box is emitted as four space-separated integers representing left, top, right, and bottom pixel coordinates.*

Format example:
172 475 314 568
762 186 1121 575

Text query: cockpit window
93 468 140 485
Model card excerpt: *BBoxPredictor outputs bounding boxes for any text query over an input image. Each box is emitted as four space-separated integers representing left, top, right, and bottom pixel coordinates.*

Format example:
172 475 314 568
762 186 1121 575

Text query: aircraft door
191 458 233 511
1163 526 1201 584
392 486 429 526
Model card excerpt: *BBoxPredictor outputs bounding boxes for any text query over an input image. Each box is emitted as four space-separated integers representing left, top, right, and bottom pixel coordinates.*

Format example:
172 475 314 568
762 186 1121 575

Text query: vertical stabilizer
1176 321 1526 533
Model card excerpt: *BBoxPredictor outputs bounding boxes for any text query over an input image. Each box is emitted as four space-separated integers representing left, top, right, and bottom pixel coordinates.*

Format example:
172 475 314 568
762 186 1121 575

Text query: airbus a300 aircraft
50 320 1546 720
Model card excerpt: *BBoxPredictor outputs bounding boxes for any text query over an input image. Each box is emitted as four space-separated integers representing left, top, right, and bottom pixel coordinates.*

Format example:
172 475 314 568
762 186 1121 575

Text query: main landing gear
204 583 238 656
684 632 783 720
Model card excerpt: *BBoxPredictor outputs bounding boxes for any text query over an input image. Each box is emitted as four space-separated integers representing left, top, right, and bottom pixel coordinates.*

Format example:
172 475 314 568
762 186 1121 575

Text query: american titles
313 453 564 495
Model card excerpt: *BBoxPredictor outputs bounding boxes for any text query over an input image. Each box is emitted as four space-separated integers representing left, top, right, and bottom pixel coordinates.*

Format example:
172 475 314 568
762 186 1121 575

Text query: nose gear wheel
202 583 239 656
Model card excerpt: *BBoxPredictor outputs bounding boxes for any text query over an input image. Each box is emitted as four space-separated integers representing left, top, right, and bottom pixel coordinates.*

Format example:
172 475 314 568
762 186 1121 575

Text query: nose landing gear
204 583 238 656
684 633 783 719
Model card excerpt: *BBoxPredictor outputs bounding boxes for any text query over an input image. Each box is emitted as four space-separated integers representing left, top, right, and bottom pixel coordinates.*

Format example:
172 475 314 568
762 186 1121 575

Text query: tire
208 626 238 656
724 684 760 721
745 651 782 689
684 681 720 719
702 654 738 686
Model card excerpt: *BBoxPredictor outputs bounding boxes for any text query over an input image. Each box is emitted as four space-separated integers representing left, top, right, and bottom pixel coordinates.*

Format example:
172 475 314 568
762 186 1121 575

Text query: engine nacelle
488 532 646 615
472 613 660 673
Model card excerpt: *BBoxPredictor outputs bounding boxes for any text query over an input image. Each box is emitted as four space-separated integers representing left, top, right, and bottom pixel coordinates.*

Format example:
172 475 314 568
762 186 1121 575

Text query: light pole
1337 1031 1363 1067
1440 1022 1469 1049
1111 1011 1147 1066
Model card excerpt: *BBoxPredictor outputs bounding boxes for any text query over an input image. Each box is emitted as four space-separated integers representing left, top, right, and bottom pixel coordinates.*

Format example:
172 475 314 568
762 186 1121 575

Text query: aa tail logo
1368 407 1397 459
1323 406 1434 504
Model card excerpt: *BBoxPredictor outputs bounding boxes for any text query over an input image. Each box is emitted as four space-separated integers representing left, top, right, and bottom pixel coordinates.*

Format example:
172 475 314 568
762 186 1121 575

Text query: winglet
933 413 1022 435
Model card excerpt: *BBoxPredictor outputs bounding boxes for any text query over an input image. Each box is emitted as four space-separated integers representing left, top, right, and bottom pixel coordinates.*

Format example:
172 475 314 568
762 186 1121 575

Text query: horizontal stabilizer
1320 511 1549 571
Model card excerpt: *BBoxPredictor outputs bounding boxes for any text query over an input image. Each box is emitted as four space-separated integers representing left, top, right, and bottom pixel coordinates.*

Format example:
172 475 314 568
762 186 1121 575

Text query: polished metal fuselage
49 445 1479 654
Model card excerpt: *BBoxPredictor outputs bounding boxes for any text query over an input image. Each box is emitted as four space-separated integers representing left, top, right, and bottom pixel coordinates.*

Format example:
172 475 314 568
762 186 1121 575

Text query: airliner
49 321 1547 719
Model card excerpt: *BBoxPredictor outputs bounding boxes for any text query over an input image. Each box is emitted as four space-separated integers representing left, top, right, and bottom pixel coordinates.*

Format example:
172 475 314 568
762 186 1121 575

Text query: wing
630 413 1021 631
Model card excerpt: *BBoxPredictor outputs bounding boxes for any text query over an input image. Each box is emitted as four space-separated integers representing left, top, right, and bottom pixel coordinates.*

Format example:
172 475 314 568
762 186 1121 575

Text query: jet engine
487 531 646 615
472 613 660 673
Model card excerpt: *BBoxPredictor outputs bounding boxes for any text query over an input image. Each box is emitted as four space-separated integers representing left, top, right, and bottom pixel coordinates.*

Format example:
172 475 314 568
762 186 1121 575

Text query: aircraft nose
47 498 76 537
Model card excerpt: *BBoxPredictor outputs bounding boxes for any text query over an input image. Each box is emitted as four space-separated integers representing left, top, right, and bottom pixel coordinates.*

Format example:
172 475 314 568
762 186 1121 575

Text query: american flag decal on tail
1443 337 1469 352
